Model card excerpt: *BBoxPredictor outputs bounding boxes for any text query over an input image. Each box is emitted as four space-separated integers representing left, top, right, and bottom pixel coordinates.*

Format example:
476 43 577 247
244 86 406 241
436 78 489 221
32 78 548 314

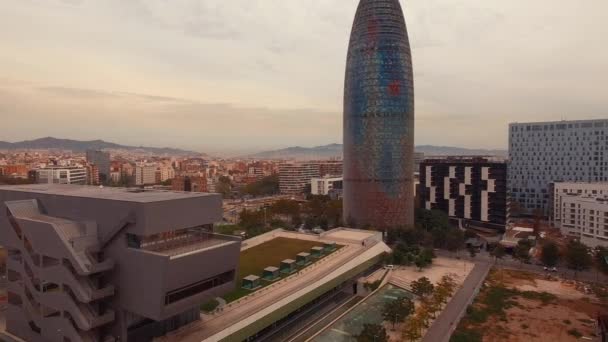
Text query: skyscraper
343 0 415 228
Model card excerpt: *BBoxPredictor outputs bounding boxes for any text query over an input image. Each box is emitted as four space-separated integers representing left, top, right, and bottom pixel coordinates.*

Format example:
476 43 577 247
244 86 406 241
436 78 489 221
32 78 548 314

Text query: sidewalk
421 262 491 342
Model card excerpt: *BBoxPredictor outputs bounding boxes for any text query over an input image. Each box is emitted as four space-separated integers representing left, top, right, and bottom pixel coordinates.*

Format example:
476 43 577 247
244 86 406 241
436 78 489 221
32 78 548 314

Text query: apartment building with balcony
278 162 320 195
553 182 608 248
0 184 241 342
420 157 507 230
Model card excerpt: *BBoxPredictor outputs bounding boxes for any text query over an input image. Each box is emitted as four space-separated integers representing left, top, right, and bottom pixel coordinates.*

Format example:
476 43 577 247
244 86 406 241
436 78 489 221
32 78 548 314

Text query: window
164 270 235 305
8 291 22 306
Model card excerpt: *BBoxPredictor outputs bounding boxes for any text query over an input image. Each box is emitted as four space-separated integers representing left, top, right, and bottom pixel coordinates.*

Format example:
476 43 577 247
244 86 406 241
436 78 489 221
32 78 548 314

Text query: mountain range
247 144 507 160
0 137 201 156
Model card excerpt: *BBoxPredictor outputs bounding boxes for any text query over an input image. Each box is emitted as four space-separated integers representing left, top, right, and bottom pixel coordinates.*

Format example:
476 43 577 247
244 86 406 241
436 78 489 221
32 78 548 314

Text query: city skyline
1 0 607 154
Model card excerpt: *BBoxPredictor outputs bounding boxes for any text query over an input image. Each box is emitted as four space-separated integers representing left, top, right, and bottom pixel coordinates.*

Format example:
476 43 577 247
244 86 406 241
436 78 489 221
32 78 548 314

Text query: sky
1 0 607 155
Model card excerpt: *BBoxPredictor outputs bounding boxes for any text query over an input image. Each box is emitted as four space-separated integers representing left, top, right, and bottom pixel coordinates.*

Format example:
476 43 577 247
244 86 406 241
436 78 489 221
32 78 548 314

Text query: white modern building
553 182 608 226
311 177 343 196
556 195 608 248
35 166 87 185
279 163 320 195
553 182 608 247
159 166 175 182
509 119 608 214
135 165 157 186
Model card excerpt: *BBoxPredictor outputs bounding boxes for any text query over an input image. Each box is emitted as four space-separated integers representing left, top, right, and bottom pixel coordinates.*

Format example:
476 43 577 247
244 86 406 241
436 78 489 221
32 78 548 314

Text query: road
421 261 491 342
436 250 608 284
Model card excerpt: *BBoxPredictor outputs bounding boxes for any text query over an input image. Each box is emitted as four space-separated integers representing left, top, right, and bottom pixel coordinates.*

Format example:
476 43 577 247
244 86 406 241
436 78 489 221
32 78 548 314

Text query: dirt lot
453 269 606 342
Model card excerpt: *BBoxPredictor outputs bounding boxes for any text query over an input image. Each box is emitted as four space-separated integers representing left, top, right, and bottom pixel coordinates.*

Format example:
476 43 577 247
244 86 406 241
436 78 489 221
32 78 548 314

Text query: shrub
200 298 220 313
567 329 582 338
450 329 483 342
520 291 557 305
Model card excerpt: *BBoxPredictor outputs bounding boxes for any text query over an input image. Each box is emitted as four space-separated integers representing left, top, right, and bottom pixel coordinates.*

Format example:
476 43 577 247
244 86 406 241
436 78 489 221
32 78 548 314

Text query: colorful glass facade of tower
343 0 415 228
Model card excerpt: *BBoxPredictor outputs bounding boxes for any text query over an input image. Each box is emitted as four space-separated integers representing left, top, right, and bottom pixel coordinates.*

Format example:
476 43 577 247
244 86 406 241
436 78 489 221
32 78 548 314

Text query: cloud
0 0 607 153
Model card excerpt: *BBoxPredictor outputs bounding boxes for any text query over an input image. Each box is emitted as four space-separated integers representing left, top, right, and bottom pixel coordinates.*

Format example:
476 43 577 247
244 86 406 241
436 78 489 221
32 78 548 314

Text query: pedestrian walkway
422 261 491 342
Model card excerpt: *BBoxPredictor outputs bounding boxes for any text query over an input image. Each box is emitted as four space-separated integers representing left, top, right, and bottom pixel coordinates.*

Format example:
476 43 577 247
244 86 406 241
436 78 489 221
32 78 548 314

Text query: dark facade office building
343 0 415 228
420 158 507 230
86 150 111 183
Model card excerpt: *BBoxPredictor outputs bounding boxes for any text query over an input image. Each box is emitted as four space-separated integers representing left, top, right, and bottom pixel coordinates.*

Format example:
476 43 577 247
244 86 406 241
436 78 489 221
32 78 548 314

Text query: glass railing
139 232 221 254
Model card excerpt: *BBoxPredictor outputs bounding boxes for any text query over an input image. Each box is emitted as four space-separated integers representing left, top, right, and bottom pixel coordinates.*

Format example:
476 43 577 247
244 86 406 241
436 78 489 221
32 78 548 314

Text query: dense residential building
34 166 87 185
172 176 208 192
85 164 100 185
0 165 29 178
420 157 507 229
311 176 343 196
159 166 176 183
343 0 415 228
85 150 111 182
553 182 608 247
135 165 157 186
278 163 320 195
110 171 121 183
247 166 264 180
316 160 343 177
0 184 240 342
509 119 608 214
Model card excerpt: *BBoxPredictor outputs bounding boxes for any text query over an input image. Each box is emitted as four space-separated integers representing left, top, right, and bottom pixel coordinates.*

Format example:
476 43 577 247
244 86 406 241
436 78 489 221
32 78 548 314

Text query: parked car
384 265 395 270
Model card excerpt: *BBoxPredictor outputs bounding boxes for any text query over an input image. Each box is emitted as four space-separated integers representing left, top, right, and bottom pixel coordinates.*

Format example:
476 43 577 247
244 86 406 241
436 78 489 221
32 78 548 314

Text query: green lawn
222 237 340 303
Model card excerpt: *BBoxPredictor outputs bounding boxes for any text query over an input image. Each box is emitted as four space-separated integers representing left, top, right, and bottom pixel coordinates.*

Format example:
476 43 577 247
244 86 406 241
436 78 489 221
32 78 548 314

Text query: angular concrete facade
0 185 241 342
343 0 415 229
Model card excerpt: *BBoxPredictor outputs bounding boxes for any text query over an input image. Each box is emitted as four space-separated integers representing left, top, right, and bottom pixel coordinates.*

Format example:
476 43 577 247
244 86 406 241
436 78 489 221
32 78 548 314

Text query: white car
384 265 395 270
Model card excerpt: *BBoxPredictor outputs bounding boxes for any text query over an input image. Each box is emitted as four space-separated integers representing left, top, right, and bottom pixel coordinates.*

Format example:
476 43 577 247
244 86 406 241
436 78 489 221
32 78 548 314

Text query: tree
432 285 450 306
356 323 388 342
491 245 506 265
594 246 608 277
216 176 232 198
532 208 544 236
514 240 532 265
445 229 465 256
382 297 414 330
565 240 592 277
436 274 457 298
415 304 432 328
241 175 279 196
411 277 434 299
508 201 524 218
304 217 316 230
541 242 560 267
467 245 477 258
426 291 444 318
413 248 435 271
402 317 423 342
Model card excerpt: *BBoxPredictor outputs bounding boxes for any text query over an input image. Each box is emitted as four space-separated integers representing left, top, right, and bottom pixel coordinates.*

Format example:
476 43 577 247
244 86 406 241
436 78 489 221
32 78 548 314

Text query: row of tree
540 241 608 277
487 239 608 279
355 275 458 342
236 195 343 237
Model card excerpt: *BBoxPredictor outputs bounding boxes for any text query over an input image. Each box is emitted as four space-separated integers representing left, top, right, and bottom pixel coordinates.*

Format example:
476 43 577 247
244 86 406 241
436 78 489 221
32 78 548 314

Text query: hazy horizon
1 0 607 154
